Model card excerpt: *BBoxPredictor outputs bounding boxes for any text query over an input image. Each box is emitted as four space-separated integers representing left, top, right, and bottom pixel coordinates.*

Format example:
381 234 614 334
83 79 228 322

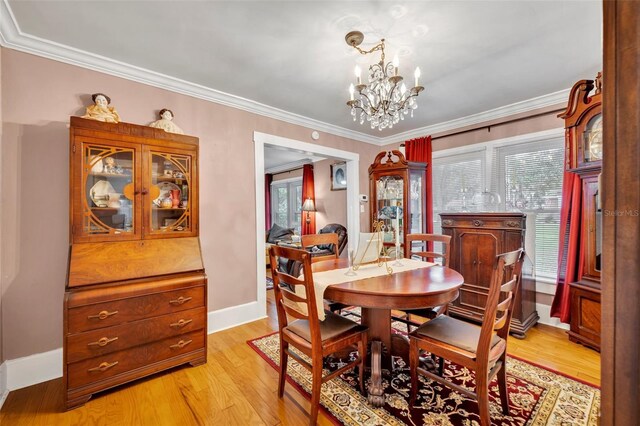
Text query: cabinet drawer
67 307 205 363
68 285 204 333
67 329 205 390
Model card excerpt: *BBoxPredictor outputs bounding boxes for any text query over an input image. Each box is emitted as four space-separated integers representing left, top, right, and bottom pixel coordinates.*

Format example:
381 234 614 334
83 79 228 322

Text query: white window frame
270 177 303 233
432 128 565 287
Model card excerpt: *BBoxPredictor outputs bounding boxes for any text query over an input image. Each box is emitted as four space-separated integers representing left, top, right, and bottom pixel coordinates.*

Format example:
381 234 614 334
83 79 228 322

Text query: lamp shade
302 198 316 212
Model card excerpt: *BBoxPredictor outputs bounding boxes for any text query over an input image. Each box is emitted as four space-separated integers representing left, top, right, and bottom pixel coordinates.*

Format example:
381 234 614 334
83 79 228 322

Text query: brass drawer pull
88 361 118 372
169 319 193 329
169 296 192 306
169 339 193 349
87 337 119 347
87 310 118 320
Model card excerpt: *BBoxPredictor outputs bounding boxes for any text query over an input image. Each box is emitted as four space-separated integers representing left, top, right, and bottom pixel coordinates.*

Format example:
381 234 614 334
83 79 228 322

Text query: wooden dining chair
409 249 525 426
396 234 452 331
268 245 368 426
301 233 352 315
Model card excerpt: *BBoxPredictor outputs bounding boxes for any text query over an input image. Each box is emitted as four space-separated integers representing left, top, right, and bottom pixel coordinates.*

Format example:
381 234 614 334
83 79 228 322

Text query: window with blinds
431 136 564 281
493 140 564 279
432 150 486 235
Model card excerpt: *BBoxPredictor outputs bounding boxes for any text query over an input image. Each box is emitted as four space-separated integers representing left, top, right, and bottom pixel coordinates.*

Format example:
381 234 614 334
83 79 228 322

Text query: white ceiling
5 0 602 140
264 145 326 173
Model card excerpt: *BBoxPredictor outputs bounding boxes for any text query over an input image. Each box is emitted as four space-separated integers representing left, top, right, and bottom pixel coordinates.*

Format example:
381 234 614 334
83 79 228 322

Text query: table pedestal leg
367 341 385 406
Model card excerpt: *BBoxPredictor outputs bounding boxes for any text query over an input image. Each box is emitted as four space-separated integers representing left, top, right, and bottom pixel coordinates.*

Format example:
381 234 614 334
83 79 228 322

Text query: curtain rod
401 107 565 145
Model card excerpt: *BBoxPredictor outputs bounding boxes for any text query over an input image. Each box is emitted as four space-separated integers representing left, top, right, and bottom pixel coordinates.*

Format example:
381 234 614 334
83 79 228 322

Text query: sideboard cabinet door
442 213 538 337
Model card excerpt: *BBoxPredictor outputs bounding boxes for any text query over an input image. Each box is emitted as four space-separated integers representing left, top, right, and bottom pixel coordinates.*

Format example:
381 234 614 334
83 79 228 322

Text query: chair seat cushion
412 315 502 354
287 311 362 343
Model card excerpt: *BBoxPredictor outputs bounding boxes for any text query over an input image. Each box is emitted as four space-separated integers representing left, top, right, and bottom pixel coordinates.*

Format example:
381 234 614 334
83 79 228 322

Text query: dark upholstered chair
318 223 348 256
269 245 367 425
409 249 525 426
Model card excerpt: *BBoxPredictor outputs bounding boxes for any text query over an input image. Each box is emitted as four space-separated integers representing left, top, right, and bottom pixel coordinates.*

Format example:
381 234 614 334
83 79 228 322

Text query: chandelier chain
350 39 386 63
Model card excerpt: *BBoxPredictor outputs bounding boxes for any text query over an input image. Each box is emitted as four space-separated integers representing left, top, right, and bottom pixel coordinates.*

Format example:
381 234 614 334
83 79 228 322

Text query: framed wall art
330 162 347 191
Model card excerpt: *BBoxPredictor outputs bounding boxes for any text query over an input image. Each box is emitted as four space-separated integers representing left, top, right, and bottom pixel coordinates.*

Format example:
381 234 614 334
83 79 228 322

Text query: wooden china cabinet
369 150 427 253
63 117 207 409
560 73 603 351
440 212 538 337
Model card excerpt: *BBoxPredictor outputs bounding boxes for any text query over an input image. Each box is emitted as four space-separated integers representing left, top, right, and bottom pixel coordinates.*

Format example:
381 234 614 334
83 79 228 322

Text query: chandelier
345 31 424 131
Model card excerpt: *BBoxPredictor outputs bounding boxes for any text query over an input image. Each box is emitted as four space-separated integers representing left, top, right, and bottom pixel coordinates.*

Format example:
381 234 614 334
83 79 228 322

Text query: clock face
584 114 603 162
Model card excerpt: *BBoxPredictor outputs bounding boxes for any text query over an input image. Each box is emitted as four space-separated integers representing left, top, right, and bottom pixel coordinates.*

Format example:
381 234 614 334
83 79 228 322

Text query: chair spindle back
406 234 452 267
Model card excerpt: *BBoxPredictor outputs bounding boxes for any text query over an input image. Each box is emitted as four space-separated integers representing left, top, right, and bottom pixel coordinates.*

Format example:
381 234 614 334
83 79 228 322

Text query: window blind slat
432 138 564 279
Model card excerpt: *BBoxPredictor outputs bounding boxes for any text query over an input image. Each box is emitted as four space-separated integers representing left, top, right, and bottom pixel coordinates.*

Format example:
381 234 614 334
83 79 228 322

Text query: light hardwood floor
0 290 600 425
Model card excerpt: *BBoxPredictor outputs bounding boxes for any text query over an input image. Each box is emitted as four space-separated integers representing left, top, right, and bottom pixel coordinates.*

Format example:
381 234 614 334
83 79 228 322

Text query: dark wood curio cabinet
440 212 539 338
368 150 427 253
64 117 207 409
560 73 603 351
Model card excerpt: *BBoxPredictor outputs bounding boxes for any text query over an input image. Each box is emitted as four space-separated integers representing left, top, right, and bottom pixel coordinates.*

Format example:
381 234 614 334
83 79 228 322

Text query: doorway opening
253 131 360 316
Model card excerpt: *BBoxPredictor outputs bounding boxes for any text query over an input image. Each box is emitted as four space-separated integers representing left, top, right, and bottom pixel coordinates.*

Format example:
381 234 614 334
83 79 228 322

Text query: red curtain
405 136 434 246
301 164 316 235
265 173 273 230
550 171 584 322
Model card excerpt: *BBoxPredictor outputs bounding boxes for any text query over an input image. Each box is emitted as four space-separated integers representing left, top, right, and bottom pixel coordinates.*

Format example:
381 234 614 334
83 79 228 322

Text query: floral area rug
248 315 600 425
266 276 274 290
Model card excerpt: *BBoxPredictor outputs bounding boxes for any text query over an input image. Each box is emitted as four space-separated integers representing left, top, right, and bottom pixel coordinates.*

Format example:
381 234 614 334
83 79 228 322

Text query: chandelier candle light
345 31 424 131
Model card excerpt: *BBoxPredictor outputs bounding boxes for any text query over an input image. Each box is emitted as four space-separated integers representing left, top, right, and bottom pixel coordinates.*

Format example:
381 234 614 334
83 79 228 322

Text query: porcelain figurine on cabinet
149 108 184 134
82 93 120 123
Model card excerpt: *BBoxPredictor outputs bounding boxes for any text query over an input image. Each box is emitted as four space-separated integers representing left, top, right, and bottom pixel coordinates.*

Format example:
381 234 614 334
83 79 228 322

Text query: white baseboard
207 301 267 334
5 348 63 392
536 303 569 330
0 361 8 409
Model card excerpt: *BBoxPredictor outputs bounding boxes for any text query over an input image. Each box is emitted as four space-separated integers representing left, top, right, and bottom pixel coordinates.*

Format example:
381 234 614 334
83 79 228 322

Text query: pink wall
0 48 384 360
0 47 564 361
312 159 348 231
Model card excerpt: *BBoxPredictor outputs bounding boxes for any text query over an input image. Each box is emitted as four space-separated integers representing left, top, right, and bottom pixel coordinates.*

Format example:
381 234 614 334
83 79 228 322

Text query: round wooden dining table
312 258 464 406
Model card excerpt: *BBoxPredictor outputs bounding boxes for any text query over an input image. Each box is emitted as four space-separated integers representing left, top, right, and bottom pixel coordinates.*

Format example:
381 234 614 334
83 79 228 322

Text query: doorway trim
254 131 360 315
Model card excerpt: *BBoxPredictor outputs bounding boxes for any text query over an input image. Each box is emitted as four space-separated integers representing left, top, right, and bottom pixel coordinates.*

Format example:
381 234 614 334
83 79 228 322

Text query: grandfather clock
559 72 602 351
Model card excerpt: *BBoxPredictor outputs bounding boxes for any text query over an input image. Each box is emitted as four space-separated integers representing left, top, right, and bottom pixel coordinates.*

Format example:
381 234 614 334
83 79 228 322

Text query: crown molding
0 0 380 145
1 0 569 148
378 88 570 146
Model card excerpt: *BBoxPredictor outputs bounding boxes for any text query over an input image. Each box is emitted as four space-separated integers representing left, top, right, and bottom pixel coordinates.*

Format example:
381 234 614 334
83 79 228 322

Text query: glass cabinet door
409 170 424 234
77 141 140 241
145 149 196 237
375 175 404 245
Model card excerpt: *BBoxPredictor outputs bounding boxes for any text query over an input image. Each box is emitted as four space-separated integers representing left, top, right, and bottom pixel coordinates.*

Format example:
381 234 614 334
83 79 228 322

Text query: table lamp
302 198 316 224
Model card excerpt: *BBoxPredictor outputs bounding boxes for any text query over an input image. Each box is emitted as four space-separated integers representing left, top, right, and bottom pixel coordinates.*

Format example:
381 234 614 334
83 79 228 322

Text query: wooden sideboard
64 117 207 409
440 212 539 338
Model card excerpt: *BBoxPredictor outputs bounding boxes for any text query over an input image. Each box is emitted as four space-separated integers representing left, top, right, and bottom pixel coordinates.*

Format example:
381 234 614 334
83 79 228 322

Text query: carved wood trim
369 150 408 169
